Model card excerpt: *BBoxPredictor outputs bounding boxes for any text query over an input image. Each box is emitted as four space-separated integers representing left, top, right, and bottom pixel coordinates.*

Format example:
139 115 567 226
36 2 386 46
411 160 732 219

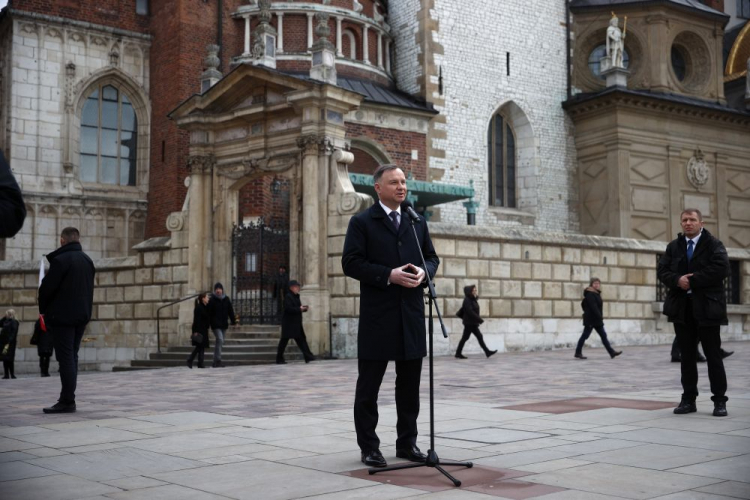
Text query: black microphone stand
368 209 473 487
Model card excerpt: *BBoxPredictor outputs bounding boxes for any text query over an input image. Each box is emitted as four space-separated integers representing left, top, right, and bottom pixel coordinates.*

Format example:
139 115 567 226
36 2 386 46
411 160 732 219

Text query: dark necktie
687 239 694 262
389 211 400 230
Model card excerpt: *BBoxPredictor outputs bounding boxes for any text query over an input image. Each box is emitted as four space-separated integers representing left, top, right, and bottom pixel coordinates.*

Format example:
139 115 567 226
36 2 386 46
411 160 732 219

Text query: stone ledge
0 255 139 273
133 237 171 252
651 302 750 315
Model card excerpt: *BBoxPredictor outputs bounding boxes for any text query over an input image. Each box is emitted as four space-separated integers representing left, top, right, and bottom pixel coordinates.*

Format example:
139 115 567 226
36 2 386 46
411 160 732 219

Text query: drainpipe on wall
565 0 571 100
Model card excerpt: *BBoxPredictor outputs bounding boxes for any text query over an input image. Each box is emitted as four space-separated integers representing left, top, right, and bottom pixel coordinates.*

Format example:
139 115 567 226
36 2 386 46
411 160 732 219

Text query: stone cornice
7 8 152 42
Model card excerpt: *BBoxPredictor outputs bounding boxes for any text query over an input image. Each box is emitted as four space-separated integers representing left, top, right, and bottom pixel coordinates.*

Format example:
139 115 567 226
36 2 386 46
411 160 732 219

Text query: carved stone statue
606 13 626 69
353 0 363 14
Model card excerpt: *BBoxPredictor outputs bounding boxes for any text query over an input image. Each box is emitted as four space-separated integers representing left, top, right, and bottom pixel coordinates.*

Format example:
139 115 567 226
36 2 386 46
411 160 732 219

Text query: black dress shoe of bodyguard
713 402 728 417
721 350 734 359
455 353 467 359
43 401 76 414
361 449 387 468
486 350 498 358
673 400 697 414
396 445 427 463
574 353 587 359
610 350 622 359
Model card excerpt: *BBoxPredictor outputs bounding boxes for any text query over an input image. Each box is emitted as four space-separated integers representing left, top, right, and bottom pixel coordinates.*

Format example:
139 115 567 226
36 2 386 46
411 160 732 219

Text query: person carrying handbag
187 293 210 369
455 285 497 359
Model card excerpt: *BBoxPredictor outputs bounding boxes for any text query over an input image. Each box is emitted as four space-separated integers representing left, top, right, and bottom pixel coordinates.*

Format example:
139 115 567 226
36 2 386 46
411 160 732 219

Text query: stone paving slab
0 342 748 499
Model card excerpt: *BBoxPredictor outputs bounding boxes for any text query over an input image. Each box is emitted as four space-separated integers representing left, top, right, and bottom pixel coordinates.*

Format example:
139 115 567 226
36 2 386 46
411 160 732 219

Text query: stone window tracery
487 113 517 208
80 84 138 186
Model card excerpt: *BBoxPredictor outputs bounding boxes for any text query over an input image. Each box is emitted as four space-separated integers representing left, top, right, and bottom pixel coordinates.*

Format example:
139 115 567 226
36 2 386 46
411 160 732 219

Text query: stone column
362 24 369 64
335 16 343 57
307 13 314 51
186 154 215 294
277 13 284 53
667 145 682 237
385 38 391 73
377 31 383 69
244 16 251 55
605 139 631 237
646 15 669 93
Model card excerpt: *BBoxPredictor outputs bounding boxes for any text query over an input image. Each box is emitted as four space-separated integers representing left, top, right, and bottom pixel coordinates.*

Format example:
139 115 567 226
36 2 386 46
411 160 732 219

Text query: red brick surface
346 123 427 181
9 0 150 33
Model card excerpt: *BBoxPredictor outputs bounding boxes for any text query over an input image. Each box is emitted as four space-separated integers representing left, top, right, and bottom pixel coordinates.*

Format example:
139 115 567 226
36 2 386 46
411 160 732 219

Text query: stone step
162 345 286 354
129 359 295 368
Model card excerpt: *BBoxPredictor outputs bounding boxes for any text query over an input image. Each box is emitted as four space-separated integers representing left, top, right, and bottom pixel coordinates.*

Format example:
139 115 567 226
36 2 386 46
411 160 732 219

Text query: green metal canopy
349 173 478 222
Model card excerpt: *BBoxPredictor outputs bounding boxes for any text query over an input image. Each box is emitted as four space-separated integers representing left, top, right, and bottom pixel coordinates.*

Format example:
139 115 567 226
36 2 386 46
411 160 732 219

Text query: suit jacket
657 228 730 326
0 150 26 238
281 291 305 340
342 203 439 361
38 242 96 327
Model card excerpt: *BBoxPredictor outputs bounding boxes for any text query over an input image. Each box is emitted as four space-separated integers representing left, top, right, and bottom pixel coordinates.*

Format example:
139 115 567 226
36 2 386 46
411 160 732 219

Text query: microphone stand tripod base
368 449 473 487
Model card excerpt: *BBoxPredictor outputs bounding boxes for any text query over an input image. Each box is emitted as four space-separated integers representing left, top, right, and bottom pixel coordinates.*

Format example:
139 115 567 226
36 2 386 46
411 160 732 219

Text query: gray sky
0 1 7 9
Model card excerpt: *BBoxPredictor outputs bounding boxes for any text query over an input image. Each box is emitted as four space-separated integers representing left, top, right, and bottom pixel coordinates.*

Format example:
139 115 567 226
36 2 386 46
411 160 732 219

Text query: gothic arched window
80 84 138 186
487 113 516 208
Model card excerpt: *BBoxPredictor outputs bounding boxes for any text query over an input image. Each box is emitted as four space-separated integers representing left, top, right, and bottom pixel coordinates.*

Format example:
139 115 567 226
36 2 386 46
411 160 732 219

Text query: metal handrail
156 293 204 353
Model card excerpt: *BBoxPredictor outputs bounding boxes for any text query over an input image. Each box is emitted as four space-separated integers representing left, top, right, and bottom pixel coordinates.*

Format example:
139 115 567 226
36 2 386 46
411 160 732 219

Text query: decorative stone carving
215 154 297 180
201 44 222 90
331 148 371 214
187 154 216 174
686 149 709 189
109 47 120 66
297 135 333 154
64 62 76 110
353 0 363 14
374 1 391 33
606 13 626 69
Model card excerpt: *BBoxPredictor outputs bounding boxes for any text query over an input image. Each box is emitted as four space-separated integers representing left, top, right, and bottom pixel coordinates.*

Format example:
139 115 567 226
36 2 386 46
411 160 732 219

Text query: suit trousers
276 334 314 362
674 298 727 403
52 325 85 403
354 357 423 453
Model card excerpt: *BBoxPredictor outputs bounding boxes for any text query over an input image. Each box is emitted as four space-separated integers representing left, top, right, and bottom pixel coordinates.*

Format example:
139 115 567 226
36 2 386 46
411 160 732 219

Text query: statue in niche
353 0 363 14
606 12 626 68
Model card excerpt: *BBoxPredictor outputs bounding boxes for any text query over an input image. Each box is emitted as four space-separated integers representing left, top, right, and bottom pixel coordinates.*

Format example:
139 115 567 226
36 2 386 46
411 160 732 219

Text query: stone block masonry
0 239 188 374
329 223 750 358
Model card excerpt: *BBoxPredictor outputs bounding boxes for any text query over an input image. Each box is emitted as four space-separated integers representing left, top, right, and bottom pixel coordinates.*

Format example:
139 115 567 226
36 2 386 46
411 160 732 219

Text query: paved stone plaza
1 342 749 500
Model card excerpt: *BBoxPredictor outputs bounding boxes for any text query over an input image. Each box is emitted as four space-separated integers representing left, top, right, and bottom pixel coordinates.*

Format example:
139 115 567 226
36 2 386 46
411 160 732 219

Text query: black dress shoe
186 359 193 369
486 350 498 358
610 350 622 359
455 353 467 359
574 353 587 359
361 449 387 468
721 350 734 359
43 401 76 414
304 356 316 364
673 400 697 414
713 402 728 417
396 445 427 463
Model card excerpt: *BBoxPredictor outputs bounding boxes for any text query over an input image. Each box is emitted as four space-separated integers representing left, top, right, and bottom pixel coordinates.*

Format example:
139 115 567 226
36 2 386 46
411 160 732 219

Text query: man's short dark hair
680 209 703 221
373 164 401 184
60 227 80 243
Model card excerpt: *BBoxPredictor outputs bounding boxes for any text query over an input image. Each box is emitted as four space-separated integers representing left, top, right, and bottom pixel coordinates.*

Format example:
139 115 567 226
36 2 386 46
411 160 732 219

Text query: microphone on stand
401 200 420 223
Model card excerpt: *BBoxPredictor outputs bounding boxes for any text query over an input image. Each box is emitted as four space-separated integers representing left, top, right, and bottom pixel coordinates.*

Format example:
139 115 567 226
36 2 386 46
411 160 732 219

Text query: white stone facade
388 0 579 232
0 12 151 261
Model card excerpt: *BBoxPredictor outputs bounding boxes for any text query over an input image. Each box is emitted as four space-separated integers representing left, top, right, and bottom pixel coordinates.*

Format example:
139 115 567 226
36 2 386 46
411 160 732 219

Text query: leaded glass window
488 114 516 208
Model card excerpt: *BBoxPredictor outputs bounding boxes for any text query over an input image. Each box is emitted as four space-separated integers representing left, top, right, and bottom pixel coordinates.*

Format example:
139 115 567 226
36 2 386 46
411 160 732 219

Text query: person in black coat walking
1 310 19 379
207 282 238 368
0 150 26 238
658 209 731 417
342 164 439 468
455 285 497 359
574 278 622 360
34 318 54 377
38 227 96 413
276 280 315 364
187 293 210 369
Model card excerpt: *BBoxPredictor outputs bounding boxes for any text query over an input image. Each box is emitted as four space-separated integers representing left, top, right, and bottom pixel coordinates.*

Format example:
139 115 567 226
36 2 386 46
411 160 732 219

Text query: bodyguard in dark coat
0 150 26 238
35 318 54 377
276 280 315 364
454 285 497 359
38 227 95 413
658 209 731 417
342 164 439 468
187 293 211 369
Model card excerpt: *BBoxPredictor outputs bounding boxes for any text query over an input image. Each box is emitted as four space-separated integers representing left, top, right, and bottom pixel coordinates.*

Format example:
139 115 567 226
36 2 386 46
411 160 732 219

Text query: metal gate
232 217 290 324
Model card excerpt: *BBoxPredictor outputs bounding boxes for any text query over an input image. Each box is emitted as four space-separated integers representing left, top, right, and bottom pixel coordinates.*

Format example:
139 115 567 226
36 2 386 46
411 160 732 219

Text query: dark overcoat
38 242 96 327
0 150 26 238
460 285 483 327
208 294 236 330
0 318 18 362
657 228 730 326
281 291 305 340
35 319 54 357
581 287 603 327
191 300 211 348
342 203 439 361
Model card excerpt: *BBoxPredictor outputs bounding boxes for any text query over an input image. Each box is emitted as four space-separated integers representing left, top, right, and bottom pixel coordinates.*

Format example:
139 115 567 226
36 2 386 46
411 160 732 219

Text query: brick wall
328 224 750 358
0 240 189 374
345 122 427 180
9 0 150 33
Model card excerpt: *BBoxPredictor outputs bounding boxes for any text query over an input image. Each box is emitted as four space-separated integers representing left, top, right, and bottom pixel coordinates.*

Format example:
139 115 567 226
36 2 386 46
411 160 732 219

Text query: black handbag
191 332 204 344
30 329 39 345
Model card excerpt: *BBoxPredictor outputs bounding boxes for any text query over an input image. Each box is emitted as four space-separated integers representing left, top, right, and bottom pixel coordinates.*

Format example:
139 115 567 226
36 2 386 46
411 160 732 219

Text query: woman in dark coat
1 309 19 379
575 278 622 359
455 285 497 359
276 280 315 364
35 318 54 377
187 293 210 368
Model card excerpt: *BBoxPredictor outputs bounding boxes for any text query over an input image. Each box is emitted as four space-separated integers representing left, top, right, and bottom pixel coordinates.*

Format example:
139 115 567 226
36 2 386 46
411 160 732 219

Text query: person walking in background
187 293 210 369
38 227 96 413
276 280 315 364
33 318 54 377
0 150 26 238
1 309 19 379
273 265 290 318
575 278 622 360
455 285 497 359
658 209 731 417
207 283 238 368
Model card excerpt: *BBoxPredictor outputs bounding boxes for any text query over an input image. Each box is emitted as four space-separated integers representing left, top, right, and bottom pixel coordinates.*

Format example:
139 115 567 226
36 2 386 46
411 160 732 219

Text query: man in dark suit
0 150 27 238
38 227 96 414
342 164 439 468
658 209 731 417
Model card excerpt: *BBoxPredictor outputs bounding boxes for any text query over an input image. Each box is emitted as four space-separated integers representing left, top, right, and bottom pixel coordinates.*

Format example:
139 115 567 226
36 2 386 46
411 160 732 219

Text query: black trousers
188 345 205 366
2 360 14 377
456 325 490 355
39 355 51 376
673 299 727 403
575 324 615 355
354 357 423 452
52 325 85 403
276 334 314 362
670 336 704 359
